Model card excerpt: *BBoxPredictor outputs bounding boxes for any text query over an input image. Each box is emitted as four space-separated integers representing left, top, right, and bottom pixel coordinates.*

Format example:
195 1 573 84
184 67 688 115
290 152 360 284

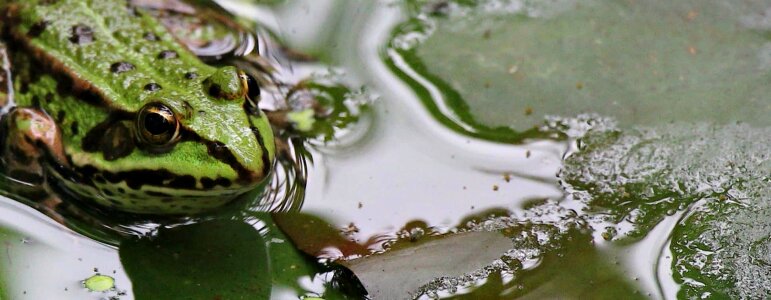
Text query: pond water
0 0 768 299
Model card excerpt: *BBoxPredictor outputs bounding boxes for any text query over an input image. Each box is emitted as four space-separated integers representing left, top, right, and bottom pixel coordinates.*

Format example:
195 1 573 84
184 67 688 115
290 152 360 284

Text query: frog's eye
244 73 261 102
137 103 181 148
238 71 261 113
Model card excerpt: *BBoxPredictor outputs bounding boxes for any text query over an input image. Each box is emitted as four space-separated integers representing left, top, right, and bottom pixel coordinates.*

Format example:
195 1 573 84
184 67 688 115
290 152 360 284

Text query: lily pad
390 0 771 141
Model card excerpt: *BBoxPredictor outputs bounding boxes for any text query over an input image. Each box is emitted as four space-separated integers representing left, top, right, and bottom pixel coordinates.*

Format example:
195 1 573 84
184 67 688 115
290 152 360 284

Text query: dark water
0 0 769 299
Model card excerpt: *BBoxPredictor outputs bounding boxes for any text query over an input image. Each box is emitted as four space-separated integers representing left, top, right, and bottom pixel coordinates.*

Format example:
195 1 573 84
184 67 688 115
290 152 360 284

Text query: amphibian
0 0 277 214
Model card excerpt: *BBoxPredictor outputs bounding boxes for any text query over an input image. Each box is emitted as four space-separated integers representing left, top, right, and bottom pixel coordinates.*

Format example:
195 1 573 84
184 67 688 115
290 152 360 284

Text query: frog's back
3 0 217 111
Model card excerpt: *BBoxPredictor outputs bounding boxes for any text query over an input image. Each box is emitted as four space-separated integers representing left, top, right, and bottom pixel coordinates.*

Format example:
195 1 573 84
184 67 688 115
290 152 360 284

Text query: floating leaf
390 0 771 142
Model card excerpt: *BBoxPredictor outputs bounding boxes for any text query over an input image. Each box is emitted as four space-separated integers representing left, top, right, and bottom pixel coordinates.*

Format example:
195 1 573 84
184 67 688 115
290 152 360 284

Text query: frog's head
66 66 275 214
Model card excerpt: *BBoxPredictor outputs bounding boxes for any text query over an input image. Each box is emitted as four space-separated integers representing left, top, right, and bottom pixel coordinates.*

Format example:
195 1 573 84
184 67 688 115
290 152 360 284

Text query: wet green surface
0 0 768 299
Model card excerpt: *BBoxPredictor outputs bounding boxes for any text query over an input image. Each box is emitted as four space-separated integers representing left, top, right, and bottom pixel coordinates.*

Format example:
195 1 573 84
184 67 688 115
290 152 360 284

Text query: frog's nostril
202 66 245 101
207 82 222 98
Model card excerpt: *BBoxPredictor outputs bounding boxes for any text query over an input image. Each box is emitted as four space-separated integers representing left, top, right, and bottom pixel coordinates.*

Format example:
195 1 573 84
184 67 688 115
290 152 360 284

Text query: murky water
0 0 768 299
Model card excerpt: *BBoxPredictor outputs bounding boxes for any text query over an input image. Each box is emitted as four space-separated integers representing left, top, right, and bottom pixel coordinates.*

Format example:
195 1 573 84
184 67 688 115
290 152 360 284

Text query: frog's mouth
76 112 271 186
47 151 265 214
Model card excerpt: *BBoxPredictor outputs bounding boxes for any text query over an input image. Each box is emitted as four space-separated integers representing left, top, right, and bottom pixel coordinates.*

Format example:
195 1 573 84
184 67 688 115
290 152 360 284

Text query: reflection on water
278 0 769 298
0 0 767 299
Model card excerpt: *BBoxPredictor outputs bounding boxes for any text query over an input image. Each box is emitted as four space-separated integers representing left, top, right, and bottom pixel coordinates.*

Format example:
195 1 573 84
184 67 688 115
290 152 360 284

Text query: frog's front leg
0 107 70 221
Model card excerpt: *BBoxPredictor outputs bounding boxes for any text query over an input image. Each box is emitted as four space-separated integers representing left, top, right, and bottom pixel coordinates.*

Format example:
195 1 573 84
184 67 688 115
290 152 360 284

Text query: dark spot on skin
69 24 95 45
102 173 120 184
28 21 49 37
100 122 135 161
76 165 98 179
168 175 196 190
79 89 105 106
110 62 135 74
184 72 198 80
201 177 215 189
103 189 114 196
118 188 126 194
93 174 106 184
144 83 161 92
108 199 122 206
143 32 158 41
215 178 231 188
70 122 79 135
56 110 65 123
76 168 199 191
157 50 178 59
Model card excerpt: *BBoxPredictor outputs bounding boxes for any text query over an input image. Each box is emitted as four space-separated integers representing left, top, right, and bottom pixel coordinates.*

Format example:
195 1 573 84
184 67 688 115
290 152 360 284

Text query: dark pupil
145 113 171 135
246 75 260 100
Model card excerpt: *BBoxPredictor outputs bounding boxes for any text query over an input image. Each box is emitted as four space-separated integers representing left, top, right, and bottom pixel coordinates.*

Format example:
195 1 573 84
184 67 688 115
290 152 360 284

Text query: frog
0 0 279 215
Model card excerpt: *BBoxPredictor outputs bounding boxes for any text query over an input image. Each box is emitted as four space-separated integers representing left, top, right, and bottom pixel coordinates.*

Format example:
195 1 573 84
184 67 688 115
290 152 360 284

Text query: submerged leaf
342 231 513 299
119 220 271 299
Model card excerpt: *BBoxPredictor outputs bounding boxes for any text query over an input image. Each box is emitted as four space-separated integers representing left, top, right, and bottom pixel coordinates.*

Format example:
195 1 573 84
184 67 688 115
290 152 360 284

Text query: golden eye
238 71 261 113
137 103 180 148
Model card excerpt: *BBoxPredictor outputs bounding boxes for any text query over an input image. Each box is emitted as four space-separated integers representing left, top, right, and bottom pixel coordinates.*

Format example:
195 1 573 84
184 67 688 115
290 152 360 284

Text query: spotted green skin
1 0 276 214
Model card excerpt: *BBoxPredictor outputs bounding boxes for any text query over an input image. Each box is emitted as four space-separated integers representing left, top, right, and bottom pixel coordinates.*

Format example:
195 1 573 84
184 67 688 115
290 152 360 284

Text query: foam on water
671 179 771 298
414 199 588 298
413 114 769 297
560 120 769 239
556 116 769 298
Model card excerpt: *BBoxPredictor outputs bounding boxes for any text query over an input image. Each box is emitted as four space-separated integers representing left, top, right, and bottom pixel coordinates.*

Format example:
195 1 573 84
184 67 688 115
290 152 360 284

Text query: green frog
0 0 278 215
